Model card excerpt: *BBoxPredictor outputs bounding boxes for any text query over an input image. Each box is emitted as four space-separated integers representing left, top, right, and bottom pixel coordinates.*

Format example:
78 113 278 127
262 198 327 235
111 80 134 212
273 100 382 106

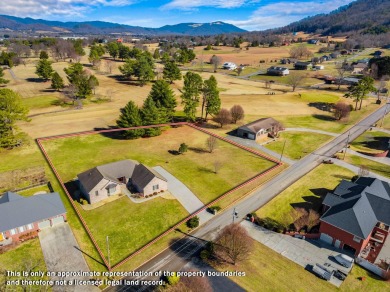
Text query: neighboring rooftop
321 178 390 239
0 192 66 233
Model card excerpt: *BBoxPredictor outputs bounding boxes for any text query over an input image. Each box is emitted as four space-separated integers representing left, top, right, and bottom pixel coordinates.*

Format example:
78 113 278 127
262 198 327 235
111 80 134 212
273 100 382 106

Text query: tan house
77 160 168 204
236 117 282 140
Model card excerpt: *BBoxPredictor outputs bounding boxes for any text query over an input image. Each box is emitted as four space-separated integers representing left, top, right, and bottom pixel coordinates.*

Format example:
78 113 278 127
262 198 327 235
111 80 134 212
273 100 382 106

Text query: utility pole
280 140 287 162
342 131 351 160
232 207 238 223
106 236 110 269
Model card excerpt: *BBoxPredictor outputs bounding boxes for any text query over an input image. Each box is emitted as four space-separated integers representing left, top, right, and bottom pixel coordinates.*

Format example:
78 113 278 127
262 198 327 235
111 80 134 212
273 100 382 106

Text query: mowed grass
256 164 355 224
41 126 276 204
78 196 188 265
0 239 49 290
345 154 390 179
220 240 388 292
265 131 332 160
18 184 51 197
350 131 390 154
22 95 59 110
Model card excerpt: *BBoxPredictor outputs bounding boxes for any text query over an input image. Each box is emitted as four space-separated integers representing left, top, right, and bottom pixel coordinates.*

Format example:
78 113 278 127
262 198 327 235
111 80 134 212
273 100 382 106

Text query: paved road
284 127 338 137
105 103 388 292
39 223 99 292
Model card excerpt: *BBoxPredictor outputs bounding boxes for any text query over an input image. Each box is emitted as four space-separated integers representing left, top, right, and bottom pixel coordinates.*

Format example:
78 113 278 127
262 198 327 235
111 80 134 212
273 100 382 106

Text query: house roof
132 164 167 190
321 178 390 239
238 117 280 134
295 62 312 66
267 66 289 72
78 160 166 194
0 192 66 233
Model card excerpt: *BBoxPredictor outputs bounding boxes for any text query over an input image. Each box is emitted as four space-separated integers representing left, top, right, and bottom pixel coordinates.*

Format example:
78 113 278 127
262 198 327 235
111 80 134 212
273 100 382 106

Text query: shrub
166 272 180 286
153 192 158 195
200 249 211 260
186 216 200 229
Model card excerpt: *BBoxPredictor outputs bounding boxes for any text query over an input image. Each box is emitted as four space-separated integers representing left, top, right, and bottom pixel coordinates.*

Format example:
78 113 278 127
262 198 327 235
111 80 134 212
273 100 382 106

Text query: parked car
312 264 332 280
334 254 354 268
333 270 347 281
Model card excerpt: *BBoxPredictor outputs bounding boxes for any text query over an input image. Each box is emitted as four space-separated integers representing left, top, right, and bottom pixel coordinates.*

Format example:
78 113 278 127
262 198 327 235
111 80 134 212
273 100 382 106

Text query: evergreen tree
119 59 136 78
161 52 170 64
153 48 160 59
64 63 95 99
163 60 182 84
202 75 220 120
0 89 29 148
73 39 85 56
134 55 155 86
0 68 9 85
106 42 119 59
39 51 49 59
51 72 64 91
181 72 203 121
88 75 99 95
116 101 144 139
141 96 165 137
344 76 376 110
35 59 54 80
148 80 177 120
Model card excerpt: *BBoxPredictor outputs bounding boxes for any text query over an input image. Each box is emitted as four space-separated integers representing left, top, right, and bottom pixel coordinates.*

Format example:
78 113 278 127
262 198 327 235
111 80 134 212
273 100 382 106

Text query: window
95 190 99 196
27 224 34 230
153 184 159 191
353 236 361 243
18 226 25 233
107 185 117 194
10 229 17 235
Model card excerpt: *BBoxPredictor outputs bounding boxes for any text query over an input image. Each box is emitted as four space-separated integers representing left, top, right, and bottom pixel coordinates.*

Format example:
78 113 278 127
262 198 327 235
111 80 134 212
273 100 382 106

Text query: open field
350 131 390 154
78 196 188 266
256 164 355 225
0 239 50 290
41 125 276 205
217 239 388 292
344 154 390 179
265 131 332 160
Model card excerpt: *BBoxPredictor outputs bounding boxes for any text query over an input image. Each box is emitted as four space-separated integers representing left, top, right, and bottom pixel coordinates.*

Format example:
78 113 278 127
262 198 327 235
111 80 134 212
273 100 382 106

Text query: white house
222 62 237 70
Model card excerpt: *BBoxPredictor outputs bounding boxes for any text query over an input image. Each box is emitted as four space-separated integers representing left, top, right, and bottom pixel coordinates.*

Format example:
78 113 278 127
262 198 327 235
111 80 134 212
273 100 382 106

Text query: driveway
153 166 213 223
39 223 99 292
241 221 353 287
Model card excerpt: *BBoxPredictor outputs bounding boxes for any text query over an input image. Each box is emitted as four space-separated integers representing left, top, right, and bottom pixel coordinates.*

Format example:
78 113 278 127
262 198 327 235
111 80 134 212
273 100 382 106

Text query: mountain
274 0 390 35
0 15 245 36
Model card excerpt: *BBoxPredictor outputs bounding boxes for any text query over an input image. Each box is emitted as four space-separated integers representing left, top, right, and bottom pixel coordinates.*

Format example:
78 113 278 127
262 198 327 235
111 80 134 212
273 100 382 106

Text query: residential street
105 103 389 292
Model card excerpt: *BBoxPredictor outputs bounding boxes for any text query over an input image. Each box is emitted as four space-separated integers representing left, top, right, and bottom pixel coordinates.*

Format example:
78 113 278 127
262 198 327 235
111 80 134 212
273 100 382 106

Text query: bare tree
236 66 243 76
289 44 313 59
230 105 245 124
335 63 348 90
214 161 223 174
213 108 231 127
286 72 305 92
306 210 320 232
181 272 213 292
289 207 308 231
210 55 222 73
214 223 253 265
334 102 351 120
358 165 370 177
105 60 115 74
206 136 218 153
269 122 284 138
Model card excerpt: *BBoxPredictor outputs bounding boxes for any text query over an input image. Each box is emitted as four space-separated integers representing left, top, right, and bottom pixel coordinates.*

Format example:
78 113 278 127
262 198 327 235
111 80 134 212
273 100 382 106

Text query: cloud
161 0 251 10
0 0 135 19
225 0 354 30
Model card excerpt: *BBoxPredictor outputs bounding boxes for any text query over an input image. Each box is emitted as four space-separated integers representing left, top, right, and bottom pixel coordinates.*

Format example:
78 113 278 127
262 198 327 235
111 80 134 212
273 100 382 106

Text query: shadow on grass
73 246 106 267
198 166 214 174
189 147 208 154
290 188 330 212
64 181 80 202
355 136 390 151
312 114 336 121
93 127 127 140
26 77 45 83
308 102 334 112
106 74 154 86
168 150 180 155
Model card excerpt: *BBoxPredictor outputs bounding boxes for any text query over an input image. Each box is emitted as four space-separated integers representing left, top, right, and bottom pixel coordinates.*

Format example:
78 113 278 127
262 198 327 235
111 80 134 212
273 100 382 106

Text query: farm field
256 164 355 225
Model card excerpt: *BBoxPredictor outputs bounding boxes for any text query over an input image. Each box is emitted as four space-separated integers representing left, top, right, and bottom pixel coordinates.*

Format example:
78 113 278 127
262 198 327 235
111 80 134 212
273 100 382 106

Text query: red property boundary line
36 122 282 271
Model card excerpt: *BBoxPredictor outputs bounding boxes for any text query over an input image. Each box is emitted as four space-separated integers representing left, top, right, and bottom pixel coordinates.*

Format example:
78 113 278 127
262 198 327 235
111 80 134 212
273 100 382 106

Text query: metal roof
0 192 66 233
238 117 280 134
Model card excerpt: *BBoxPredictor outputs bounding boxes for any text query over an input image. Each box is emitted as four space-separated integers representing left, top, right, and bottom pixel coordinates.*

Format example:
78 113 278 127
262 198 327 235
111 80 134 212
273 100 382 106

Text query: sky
0 0 356 31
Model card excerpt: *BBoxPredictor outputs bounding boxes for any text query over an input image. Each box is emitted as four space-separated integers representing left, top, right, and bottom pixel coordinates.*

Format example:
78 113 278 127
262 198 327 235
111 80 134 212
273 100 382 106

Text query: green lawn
250 74 322 87
350 131 390 154
18 185 51 197
78 196 188 266
0 239 49 290
298 92 340 103
265 131 332 160
22 95 59 110
256 164 355 225
42 125 276 204
345 154 390 179
219 240 388 292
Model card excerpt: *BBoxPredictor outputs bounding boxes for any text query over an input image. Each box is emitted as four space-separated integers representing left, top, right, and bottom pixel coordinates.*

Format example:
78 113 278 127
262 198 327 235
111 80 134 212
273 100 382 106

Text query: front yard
350 130 390 154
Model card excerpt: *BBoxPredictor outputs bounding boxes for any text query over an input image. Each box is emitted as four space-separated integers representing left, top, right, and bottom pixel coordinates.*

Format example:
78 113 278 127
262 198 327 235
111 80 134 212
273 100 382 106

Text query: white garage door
38 220 51 229
51 216 65 226
320 233 333 245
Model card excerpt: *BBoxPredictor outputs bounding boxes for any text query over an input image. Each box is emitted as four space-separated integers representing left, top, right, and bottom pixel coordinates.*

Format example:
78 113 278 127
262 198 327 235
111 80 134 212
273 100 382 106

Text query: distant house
373 50 383 58
352 63 367 74
357 58 370 64
321 55 330 61
77 160 168 204
267 66 290 76
314 65 324 70
308 39 319 45
330 52 341 59
319 177 390 278
340 77 360 85
0 192 66 246
294 61 312 70
237 118 282 140
222 62 237 70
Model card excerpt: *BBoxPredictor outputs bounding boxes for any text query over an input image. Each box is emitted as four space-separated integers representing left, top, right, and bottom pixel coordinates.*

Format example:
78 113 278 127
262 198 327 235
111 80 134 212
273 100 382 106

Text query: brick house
319 177 390 256
77 160 168 204
0 192 67 245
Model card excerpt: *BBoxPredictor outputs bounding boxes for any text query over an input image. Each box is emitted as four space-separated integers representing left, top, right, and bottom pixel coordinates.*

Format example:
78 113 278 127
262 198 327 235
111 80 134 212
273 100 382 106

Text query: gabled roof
238 117 280 134
321 178 390 239
132 164 167 190
295 61 312 66
0 192 66 233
